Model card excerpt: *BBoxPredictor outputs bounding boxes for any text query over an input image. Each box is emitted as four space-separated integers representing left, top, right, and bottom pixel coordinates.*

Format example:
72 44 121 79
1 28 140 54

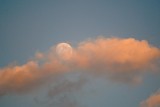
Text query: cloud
73 37 159 69
71 37 160 83
0 37 160 95
0 60 68 95
140 89 160 107
47 76 86 98
34 75 86 107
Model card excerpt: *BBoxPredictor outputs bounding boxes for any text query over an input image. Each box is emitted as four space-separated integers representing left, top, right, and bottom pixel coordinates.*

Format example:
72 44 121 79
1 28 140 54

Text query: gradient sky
0 0 160 107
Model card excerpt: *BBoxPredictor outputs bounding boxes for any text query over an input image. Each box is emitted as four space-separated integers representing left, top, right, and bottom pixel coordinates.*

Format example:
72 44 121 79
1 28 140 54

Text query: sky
0 0 160 107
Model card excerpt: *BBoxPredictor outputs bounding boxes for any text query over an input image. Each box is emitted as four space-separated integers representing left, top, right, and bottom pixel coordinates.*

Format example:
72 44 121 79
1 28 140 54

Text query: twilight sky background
0 0 160 107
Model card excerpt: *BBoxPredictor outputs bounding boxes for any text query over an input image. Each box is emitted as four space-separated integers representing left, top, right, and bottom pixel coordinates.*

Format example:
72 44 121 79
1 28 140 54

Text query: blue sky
0 0 160 107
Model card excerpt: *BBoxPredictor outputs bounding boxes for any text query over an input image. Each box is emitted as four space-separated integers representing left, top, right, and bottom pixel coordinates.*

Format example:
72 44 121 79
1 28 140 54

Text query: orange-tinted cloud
73 37 159 70
0 37 160 95
71 37 160 83
0 61 39 95
140 89 160 107
0 60 68 95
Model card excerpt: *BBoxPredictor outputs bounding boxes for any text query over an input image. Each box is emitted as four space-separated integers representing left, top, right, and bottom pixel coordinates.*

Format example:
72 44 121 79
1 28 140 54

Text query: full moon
56 43 73 60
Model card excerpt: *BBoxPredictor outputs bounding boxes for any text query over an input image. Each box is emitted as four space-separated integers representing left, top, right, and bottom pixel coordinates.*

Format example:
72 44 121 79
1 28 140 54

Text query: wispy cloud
34 74 86 107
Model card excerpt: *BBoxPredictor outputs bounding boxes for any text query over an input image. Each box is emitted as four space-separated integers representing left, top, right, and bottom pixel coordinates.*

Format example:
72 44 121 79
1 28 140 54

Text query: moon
56 43 73 60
